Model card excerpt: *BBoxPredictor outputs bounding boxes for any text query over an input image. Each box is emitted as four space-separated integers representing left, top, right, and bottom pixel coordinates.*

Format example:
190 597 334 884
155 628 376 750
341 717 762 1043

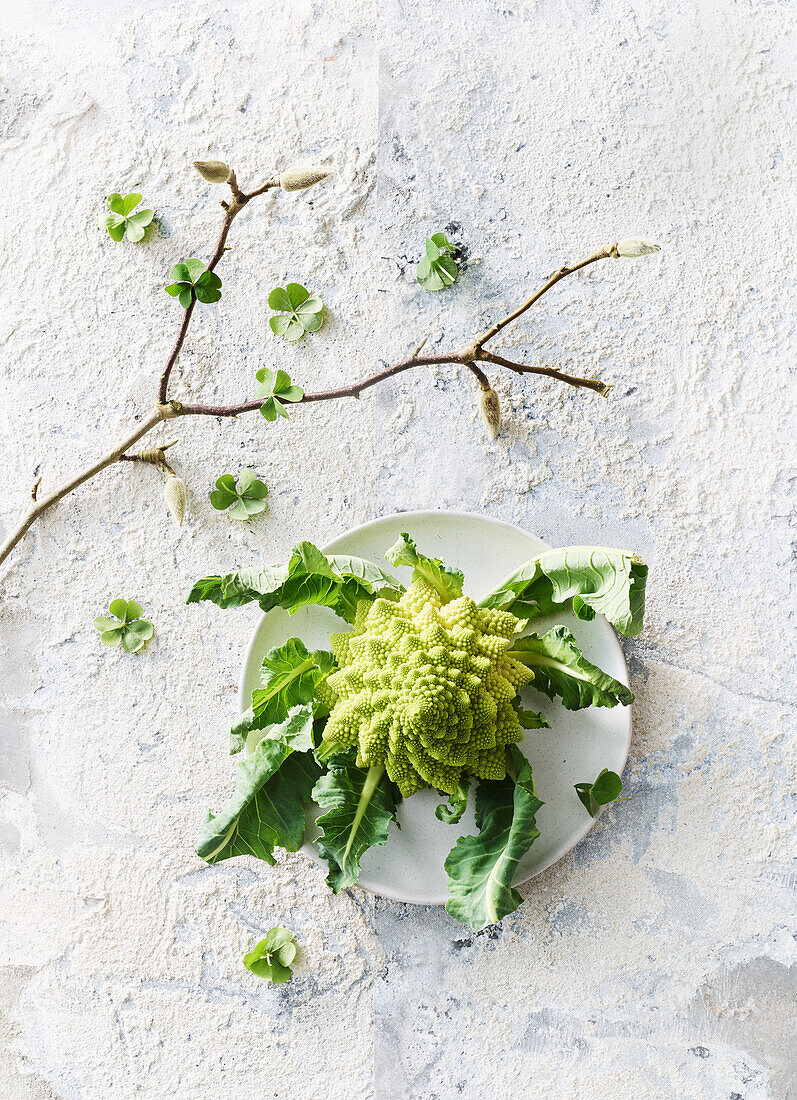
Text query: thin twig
473 248 612 350
157 300 195 403
478 350 611 396
466 362 491 391
178 354 466 416
241 178 280 200
157 176 278 404
0 408 173 567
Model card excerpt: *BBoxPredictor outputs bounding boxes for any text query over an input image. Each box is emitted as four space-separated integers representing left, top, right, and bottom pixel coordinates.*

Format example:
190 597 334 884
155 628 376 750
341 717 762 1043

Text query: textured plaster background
1 0 795 1097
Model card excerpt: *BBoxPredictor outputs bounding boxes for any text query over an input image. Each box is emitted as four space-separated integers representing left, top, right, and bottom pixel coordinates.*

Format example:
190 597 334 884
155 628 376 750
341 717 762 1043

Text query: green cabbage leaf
478 546 647 637
444 747 543 930
509 626 634 710
197 705 321 864
187 541 403 623
312 754 399 892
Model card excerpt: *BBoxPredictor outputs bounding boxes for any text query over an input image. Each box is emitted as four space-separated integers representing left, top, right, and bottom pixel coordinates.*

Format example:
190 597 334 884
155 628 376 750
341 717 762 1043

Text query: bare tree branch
0 169 652 576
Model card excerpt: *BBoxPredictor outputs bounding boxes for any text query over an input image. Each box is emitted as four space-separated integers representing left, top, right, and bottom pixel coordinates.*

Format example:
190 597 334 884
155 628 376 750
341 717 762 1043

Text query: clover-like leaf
165 259 222 308
417 231 459 291
254 366 304 422
243 926 297 983
268 282 325 341
98 192 154 243
209 469 268 520
574 768 627 818
93 599 154 653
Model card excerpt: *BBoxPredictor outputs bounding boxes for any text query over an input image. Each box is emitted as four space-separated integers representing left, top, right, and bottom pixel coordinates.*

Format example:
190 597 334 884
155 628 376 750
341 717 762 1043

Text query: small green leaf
267 960 292 984
434 255 458 285
286 282 309 309
194 284 221 304
166 260 221 306
512 703 550 730
242 926 299 983
275 942 296 966
574 769 626 817
385 532 463 603
123 600 143 622
265 927 294 952
122 620 153 653
435 779 469 824
215 473 237 493
238 468 258 494
184 258 207 281
425 238 442 260
245 479 269 499
417 233 459 291
273 370 292 395
417 257 432 281
100 193 153 243
269 285 325 341
226 499 250 521
93 617 119 632
95 599 154 654
210 470 269 519
127 209 154 228
255 367 274 393
268 287 292 311
278 384 304 403
260 397 279 421
295 296 324 316
98 212 124 230
430 231 454 252
593 769 624 804
209 489 234 510
125 221 146 243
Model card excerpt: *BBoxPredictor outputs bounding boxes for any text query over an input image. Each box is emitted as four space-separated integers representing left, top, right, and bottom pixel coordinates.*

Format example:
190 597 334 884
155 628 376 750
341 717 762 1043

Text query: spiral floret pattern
321 580 533 796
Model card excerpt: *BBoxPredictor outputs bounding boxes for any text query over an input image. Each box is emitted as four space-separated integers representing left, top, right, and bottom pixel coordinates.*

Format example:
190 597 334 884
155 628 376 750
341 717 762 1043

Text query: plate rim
238 508 632 905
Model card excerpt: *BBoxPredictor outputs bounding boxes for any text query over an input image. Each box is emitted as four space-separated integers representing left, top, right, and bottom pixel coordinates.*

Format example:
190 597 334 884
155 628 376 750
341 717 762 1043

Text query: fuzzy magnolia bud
164 474 186 527
193 160 231 184
279 165 331 192
479 388 501 440
616 238 661 258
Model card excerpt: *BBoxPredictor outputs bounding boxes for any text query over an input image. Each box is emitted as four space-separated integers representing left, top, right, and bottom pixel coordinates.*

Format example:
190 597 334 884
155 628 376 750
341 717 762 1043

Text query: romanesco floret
321 578 534 796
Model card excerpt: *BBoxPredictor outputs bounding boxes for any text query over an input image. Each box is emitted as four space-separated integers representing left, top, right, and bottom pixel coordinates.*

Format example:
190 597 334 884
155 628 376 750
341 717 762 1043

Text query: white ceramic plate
240 510 631 905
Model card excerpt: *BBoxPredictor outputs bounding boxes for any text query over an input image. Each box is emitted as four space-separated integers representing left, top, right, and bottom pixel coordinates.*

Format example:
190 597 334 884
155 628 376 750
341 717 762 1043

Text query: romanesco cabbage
319 578 534 796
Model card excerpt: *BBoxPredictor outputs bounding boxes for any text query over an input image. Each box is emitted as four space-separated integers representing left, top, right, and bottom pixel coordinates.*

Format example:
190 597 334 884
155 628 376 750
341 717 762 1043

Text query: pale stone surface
0 1 794 1097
